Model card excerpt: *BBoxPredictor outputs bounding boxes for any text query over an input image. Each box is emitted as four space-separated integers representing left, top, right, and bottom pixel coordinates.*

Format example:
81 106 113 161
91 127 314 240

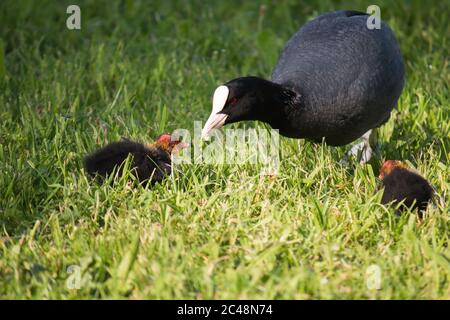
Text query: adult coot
202 10 405 161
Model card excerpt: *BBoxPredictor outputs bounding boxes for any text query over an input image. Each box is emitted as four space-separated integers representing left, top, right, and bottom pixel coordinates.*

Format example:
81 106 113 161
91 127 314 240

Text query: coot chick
202 10 405 162
379 160 434 215
84 134 184 185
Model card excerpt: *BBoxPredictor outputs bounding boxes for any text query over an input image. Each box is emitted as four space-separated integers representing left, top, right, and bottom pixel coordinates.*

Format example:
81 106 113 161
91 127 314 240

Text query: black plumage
202 10 405 146
84 139 173 185
379 162 434 215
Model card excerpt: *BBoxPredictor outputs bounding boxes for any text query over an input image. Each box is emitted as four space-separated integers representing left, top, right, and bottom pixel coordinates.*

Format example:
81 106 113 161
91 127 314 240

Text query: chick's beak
171 140 189 153
201 85 230 139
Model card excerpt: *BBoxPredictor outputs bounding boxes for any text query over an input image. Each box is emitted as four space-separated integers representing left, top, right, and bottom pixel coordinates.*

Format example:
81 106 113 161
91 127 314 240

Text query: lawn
0 0 449 299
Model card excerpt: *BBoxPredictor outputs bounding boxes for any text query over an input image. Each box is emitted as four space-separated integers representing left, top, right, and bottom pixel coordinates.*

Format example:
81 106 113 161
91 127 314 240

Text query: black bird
84 134 184 185
379 160 434 215
202 10 405 162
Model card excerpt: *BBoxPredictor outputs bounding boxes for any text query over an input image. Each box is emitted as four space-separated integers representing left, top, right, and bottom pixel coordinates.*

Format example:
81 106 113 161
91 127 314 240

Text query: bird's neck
256 80 302 128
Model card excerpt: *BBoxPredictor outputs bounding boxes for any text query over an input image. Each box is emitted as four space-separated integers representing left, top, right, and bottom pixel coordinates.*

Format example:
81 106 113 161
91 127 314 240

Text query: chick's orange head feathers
154 133 188 153
156 133 176 144
379 160 408 180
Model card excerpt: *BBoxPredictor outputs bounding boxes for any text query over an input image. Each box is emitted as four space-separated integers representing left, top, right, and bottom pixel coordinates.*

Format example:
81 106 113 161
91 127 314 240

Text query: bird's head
202 77 284 138
379 160 408 180
153 133 188 154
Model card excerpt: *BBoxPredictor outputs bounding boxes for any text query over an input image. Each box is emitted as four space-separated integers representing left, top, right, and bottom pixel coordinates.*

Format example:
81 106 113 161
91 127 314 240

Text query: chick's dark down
381 167 433 213
84 140 171 184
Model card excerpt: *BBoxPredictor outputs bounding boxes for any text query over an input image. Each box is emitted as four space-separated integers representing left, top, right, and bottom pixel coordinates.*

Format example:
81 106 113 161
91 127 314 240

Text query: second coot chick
379 160 434 215
84 134 183 185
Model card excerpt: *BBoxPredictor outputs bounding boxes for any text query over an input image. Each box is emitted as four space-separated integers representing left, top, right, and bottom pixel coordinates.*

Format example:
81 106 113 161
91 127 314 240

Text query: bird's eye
229 97 239 105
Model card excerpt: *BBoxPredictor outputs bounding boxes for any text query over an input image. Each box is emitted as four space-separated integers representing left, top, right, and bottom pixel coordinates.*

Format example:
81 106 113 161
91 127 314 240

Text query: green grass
0 0 449 299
